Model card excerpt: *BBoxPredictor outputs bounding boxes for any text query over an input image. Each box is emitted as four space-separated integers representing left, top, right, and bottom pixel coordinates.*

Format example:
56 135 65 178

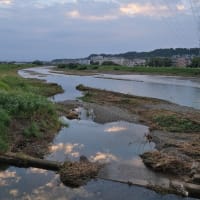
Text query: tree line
147 57 200 68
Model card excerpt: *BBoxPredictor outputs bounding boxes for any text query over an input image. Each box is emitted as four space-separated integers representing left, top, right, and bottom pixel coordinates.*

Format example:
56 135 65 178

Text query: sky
0 0 199 61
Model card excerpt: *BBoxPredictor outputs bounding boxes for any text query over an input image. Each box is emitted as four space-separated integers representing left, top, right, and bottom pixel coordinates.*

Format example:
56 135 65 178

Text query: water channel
0 66 199 199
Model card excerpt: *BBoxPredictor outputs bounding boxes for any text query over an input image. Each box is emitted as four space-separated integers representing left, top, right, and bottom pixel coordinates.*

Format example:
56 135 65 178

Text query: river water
19 66 200 109
0 66 199 199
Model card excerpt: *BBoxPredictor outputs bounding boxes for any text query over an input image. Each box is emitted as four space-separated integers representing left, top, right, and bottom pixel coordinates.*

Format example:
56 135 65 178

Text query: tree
147 57 172 67
189 57 200 68
32 60 43 66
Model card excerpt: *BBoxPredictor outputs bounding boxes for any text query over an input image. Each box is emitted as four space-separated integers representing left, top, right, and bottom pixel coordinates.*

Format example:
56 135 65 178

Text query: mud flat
64 84 200 198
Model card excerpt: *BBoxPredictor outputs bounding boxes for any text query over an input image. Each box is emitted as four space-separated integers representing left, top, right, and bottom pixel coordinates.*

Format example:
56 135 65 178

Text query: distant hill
88 48 200 59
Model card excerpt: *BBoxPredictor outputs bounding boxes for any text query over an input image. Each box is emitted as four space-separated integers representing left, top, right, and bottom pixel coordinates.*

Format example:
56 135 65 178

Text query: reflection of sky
90 152 118 163
48 142 84 160
0 170 21 186
105 126 127 133
19 67 200 109
48 120 151 162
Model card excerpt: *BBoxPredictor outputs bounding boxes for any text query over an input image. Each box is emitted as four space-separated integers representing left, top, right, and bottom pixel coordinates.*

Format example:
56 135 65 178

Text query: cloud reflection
21 174 92 200
90 152 118 163
0 170 21 186
104 126 127 133
9 189 19 197
28 168 48 175
49 142 84 158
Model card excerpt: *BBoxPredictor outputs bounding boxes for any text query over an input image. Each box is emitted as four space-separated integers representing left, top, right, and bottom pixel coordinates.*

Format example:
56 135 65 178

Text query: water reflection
90 152 118 163
0 170 21 186
27 168 48 175
49 142 84 160
104 126 128 133
9 189 19 198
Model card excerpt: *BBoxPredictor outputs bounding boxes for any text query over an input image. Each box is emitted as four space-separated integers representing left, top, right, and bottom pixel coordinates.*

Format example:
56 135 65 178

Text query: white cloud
66 10 80 18
177 4 185 11
65 9 118 21
119 2 186 18
0 0 12 7
0 0 12 4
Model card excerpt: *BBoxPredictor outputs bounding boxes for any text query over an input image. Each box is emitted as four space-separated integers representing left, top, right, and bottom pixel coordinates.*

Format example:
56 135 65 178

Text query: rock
66 111 79 120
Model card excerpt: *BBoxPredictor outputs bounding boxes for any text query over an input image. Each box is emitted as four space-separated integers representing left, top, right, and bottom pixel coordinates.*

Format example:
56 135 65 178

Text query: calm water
0 66 198 200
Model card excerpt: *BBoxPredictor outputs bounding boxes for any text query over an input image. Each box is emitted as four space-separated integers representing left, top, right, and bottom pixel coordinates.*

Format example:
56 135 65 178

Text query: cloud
0 0 12 4
0 0 12 7
65 9 118 21
119 2 187 18
120 3 167 17
0 0 197 60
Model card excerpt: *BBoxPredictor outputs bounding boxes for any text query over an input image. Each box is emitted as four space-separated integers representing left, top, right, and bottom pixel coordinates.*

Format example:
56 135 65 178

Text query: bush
101 61 119 66
189 57 200 68
32 60 43 66
147 57 172 67
0 91 55 117
78 66 87 70
57 63 80 69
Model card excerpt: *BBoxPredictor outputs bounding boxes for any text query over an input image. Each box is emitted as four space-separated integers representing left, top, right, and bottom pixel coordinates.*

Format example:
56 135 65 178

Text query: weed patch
0 64 62 153
153 114 200 132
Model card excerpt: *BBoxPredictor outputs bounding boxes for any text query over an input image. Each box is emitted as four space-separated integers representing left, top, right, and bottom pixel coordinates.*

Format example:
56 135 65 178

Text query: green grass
0 64 62 152
153 114 200 132
57 64 200 77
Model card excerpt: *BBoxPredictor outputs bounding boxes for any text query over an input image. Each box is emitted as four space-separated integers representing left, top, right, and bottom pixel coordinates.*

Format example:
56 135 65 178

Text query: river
0 66 199 199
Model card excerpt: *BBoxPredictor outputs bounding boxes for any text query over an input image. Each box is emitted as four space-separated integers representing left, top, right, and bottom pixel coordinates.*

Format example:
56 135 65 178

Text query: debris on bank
0 153 102 187
60 158 102 187
141 151 192 175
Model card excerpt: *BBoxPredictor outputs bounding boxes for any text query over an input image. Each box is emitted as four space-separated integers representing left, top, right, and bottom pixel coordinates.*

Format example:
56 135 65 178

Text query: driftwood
0 152 62 171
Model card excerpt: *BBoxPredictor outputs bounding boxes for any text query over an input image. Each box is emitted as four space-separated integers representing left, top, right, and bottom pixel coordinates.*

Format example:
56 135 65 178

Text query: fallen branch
0 152 62 171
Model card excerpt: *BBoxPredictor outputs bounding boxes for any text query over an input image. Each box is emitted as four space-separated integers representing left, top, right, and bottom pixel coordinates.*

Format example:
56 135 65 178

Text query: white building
90 56 146 67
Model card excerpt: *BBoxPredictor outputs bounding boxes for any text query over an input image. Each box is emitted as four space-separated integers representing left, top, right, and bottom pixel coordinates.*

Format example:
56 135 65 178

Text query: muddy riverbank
64 84 200 195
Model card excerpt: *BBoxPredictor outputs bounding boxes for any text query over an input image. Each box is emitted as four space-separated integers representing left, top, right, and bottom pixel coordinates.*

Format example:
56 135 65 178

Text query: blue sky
0 0 199 61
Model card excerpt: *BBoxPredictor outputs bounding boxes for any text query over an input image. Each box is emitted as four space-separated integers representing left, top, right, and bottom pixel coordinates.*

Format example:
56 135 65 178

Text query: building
90 56 146 67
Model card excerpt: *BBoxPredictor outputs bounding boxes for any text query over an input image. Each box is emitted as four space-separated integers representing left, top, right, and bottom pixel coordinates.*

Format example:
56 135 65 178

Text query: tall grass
0 64 61 152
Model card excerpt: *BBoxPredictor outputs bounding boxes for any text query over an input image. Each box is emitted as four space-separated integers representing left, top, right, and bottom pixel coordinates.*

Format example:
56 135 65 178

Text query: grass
57 64 200 77
153 114 200 132
0 64 63 153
